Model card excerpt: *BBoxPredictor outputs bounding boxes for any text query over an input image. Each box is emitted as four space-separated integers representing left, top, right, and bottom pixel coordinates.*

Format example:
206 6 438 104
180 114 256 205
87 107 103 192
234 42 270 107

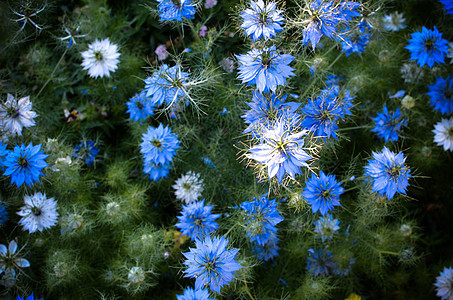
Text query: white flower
400 62 423 84
128 266 145 283
172 171 204 203
81 38 120 78
0 240 30 287
382 12 406 31
155 44 169 61
204 0 217 9
433 118 453 151
17 192 59 233
219 57 234 73
0 94 37 136
51 156 72 172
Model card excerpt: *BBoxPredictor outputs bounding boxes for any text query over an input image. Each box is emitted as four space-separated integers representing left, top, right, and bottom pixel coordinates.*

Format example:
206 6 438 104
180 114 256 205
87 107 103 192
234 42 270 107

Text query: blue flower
252 236 280 261
177 287 214 300
364 146 411 199
440 0 453 16
427 76 453 115
175 199 221 241
156 0 196 21
435 267 453 300
331 251 355 276
12 294 42 300
405 26 449 68
126 90 155 122
72 141 99 166
0 141 7 168
302 171 344 215
140 123 180 166
0 201 8 226
301 85 353 140
3 143 48 187
143 161 171 181
306 247 335 277
338 29 370 57
240 195 283 246
242 91 300 138
144 64 190 106
314 214 340 242
183 235 242 293
248 120 312 183
241 0 284 41
371 106 407 142
236 46 295 93
302 0 360 50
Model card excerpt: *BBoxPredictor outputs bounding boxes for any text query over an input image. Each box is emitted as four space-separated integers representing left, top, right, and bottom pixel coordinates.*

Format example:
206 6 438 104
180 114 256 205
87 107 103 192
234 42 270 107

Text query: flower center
18 156 28 167
136 101 144 109
445 88 452 99
7 106 20 118
205 261 215 271
172 0 181 7
194 218 201 225
32 207 42 216
424 38 434 49
388 166 400 177
449 127 453 136
261 52 272 68
183 182 190 189
259 12 269 25
151 139 161 147
172 78 183 88
322 189 331 198
94 51 103 61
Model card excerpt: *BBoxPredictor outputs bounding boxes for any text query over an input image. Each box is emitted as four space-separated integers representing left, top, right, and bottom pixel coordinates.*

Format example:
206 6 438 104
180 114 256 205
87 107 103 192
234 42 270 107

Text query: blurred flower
252 236 280 261
72 141 99 166
155 44 169 61
199 25 208 37
240 195 283 246
236 46 295 93
0 201 8 226
439 0 453 16
0 94 37 136
156 0 196 21
17 192 58 233
177 287 213 300
3 143 48 187
401 95 415 110
0 240 30 287
81 38 120 78
248 120 312 183
338 29 370 57
240 0 284 41
382 12 406 31
427 76 453 115
405 26 449 68
204 0 217 9
173 171 204 203
14 293 43 300
0 141 7 168
183 235 242 293
306 247 335 277
364 146 411 199
433 118 453 151
128 266 145 283
314 214 340 242
175 199 220 241
303 171 344 215
219 57 234 73
371 106 407 142
448 42 453 63
434 267 453 300
144 161 171 181
400 62 424 84
140 124 180 166
126 90 155 122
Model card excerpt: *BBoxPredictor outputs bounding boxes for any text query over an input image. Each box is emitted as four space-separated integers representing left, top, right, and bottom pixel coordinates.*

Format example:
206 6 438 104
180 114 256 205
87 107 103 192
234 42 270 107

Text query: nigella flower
405 26 449 68
0 240 30 287
144 64 190 106
302 171 344 215
81 38 120 78
156 0 196 21
242 91 300 138
144 161 171 181
240 0 284 41
0 201 8 226
427 76 453 115
247 120 312 183
252 236 280 261
0 94 37 136
126 91 155 122
338 29 371 57
440 0 453 16
236 46 295 93
302 0 360 50
177 287 214 300
175 199 221 241
17 192 58 233
240 195 283 246
173 171 204 203
331 251 355 276
183 235 242 293
0 141 7 168
204 0 217 9
14 294 43 300
371 106 407 142
301 87 351 140
364 146 411 199
3 143 48 187
435 267 453 300
155 44 169 61
433 118 453 151
400 62 424 84
320 84 354 116
306 247 335 277
382 12 406 31
314 214 340 242
72 141 99 166
140 123 180 166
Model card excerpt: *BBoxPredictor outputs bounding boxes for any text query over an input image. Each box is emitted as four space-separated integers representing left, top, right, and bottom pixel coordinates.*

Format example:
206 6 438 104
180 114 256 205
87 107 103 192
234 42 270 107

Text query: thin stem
36 46 69 98
244 282 256 300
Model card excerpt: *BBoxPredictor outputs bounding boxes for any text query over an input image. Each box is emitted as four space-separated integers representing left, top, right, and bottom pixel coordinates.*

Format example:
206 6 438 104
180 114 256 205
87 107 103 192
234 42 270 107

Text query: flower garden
0 0 453 299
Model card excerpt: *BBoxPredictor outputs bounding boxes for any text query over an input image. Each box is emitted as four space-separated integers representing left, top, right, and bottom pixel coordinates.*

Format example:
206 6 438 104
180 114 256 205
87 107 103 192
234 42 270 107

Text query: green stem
36 46 69 98
244 282 255 300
